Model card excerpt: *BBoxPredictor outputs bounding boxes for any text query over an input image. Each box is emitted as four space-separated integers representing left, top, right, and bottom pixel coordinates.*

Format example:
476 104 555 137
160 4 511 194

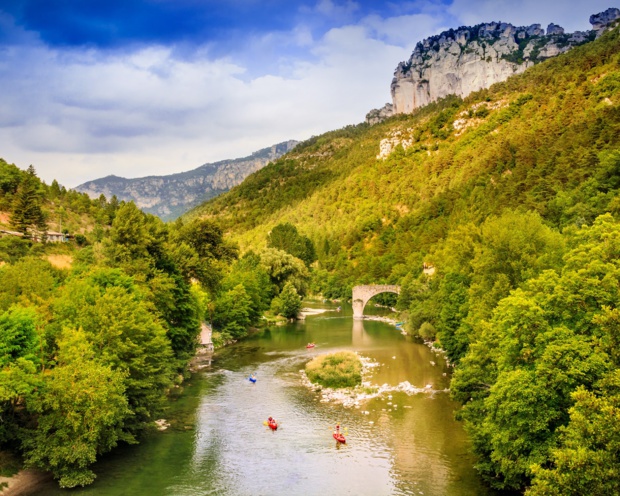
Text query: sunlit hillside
189 26 620 290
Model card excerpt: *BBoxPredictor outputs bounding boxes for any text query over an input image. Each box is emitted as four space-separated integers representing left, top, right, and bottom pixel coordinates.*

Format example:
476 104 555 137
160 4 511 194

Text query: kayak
333 433 346 443
249 376 257 383
268 421 278 430
306 343 315 348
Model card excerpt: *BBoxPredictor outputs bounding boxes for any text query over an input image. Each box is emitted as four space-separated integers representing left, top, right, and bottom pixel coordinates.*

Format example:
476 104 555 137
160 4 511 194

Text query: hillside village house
0 229 67 243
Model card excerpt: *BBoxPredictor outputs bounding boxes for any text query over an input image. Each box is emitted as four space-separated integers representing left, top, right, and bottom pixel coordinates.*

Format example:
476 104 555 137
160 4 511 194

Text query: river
26 302 496 496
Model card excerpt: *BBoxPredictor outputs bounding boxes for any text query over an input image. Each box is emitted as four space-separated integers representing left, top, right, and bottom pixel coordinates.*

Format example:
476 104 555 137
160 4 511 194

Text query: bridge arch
352 285 401 319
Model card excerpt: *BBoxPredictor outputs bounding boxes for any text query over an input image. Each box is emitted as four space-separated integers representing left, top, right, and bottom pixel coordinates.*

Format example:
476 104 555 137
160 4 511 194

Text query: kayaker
334 424 340 435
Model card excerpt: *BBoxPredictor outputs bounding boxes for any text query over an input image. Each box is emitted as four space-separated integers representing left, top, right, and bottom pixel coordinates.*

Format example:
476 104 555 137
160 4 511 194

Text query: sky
0 0 615 187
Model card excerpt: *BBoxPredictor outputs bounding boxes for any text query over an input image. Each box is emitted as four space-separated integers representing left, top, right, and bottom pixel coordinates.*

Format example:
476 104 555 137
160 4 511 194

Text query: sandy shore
0 470 52 496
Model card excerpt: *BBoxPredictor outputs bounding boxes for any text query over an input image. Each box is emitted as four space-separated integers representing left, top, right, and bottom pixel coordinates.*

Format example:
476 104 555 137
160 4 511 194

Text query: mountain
75 140 298 221
366 8 619 123
185 24 620 493
187 19 620 288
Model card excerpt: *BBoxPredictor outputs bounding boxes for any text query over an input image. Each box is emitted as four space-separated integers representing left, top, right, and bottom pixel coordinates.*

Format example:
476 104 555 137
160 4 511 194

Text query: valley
1 7 620 496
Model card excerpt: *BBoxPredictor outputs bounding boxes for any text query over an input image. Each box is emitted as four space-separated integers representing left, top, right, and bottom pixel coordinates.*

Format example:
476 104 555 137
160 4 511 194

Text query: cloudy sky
0 0 614 187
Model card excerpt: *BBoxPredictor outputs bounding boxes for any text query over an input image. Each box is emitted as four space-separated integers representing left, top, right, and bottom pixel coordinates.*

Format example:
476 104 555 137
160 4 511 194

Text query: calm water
28 303 495 496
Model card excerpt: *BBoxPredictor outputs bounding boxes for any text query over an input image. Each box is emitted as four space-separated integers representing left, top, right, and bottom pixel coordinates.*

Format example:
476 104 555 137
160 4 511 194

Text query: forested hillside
0 162 309 488
189 26 620 494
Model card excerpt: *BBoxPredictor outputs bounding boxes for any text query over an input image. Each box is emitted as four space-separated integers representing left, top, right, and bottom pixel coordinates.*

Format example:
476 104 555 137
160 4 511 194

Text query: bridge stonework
352 285 401 319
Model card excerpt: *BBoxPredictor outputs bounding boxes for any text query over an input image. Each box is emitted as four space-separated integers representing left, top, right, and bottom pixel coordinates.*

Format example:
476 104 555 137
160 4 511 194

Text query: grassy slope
187 28 620 282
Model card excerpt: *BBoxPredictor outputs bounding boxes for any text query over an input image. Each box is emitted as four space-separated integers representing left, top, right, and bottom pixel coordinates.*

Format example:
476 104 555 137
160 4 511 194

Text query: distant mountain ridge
366 7 620 123
75 140 298 220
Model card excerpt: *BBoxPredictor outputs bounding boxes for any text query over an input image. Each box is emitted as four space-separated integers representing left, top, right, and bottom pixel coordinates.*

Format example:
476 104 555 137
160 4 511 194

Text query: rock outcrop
591 7 620 34
75 140 298 221
366 9 619 124
365 103 394 125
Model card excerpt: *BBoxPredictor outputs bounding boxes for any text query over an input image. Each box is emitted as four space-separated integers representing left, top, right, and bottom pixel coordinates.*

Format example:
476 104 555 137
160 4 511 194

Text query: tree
148 270 201 361
170 218 239 292
105 195 119 224
0 306 39 367
271 281 302 319
105 202 152 266
0 160 23 202
0 357 40 445
452 214 620 491
212 284 252 339
0 257 59 312
24 329 130 488
9 165 47 237
52 270 174 434
175 218 238 262
467 210 565 323
527 371 620 496
260 247 309 296
49 179 62 199
221 253 272 323
267 222 317 267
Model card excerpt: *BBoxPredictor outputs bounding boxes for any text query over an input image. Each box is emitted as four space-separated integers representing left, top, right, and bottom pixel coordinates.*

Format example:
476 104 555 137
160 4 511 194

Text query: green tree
0 257 60 312
221 253 272 323
9 165 47 237
0 357 40 445
260 247 309 296
267 222 317 267
452 214 620 491
24 329 130 488
52 270 174 434
212 284 252 339
0 306 39 367
105 202 152 267
271 281 302 319
527 370 620 496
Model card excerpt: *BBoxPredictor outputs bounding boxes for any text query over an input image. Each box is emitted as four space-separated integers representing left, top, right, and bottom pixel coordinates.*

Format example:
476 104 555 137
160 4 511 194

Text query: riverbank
0 469 51 496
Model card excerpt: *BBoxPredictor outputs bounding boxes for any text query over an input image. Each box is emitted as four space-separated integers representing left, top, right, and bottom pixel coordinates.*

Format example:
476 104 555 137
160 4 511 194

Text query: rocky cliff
367 8 619 122
75 140 298 221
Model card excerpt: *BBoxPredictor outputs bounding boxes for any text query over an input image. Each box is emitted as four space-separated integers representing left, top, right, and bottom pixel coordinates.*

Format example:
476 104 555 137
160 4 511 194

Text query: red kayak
333 433 346 443
306 343 315 348
268 421 278 430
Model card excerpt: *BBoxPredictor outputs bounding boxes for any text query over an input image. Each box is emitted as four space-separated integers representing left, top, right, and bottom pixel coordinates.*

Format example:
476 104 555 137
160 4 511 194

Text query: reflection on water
26 302 496 496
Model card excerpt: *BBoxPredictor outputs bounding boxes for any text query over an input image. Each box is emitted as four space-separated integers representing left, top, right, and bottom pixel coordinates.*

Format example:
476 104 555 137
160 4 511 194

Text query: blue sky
0 0 614 187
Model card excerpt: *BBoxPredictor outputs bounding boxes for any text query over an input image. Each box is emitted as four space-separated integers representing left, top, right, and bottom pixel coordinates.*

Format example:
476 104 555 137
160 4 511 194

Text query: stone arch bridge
352 285 401 319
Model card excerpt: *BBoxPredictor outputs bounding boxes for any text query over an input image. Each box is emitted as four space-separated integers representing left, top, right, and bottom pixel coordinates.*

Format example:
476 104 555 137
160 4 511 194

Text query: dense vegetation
305 351 362 389
0 164 313 487
188 26 620 493
2 19 619 495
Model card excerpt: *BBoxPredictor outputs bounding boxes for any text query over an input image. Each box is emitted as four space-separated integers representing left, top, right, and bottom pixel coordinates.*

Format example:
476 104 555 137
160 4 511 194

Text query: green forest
186 26 620 494
1 19 619 496
0 163 312 487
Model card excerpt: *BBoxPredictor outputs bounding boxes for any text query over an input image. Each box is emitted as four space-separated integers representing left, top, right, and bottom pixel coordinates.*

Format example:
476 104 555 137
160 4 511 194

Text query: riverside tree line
0 163 315 487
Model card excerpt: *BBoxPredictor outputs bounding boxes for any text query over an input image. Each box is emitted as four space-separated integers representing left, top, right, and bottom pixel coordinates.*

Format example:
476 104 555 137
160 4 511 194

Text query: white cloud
1 0 610 189
313 0 360 20
0 17 409 188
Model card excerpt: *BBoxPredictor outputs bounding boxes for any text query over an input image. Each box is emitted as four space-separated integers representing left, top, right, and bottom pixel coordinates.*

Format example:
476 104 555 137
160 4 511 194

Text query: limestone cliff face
75 140 298 221
367 8 619 123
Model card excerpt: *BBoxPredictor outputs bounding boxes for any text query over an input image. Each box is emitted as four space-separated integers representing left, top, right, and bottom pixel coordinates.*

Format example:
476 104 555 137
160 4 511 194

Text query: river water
27 302 495 496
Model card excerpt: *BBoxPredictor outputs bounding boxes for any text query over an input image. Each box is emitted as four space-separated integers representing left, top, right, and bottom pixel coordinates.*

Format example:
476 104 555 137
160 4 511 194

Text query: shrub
305 351 362 388
419 321 437 340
